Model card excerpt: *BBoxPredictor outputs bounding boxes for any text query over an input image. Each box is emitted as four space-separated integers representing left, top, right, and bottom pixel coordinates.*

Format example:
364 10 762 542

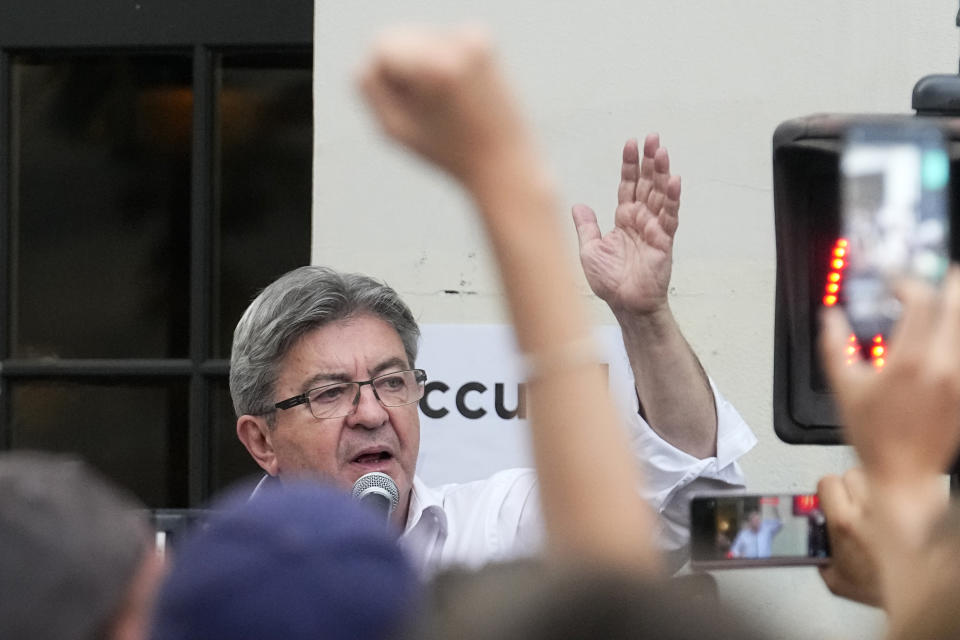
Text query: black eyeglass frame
273 368 427 417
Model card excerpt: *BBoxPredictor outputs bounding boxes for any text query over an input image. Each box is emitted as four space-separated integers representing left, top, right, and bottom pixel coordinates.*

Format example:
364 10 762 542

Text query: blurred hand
357 25 529 186
571 135 681 316
817 469 882 607
819 268 960 481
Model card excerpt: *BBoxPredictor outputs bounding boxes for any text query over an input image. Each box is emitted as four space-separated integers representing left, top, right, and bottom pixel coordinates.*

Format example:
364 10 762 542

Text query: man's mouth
352 451 393 464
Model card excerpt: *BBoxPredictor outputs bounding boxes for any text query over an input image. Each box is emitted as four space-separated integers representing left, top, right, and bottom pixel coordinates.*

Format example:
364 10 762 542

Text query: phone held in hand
837 122 950 346
689 493 829 570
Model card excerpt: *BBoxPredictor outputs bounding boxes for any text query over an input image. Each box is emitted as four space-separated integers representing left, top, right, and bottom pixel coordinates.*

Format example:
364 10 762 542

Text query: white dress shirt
730 518 784 559
399 380 757 576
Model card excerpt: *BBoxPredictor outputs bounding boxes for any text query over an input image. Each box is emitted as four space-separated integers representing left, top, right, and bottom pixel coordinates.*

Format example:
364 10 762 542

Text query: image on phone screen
838 122 950 344
690 494 829 570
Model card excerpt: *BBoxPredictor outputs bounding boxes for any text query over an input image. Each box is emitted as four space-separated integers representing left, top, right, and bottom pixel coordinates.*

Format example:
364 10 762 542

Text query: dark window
0 0 312 507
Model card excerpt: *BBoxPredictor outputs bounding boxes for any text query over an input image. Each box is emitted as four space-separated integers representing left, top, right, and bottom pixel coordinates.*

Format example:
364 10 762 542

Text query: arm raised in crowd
358 25 659 573
818 269 960 634
572 138 717 458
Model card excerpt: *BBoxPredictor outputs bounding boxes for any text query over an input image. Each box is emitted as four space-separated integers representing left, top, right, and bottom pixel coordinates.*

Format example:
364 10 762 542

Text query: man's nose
345 383 388 430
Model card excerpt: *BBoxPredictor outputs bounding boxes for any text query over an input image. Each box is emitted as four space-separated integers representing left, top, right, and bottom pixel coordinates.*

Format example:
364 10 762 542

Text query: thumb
571 204 602 251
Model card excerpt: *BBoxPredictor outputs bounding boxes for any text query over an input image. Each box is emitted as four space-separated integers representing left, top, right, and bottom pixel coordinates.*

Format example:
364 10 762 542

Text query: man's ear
237 415 279 476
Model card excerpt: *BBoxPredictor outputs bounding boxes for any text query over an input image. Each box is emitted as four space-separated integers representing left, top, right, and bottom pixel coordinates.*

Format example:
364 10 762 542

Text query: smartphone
838 122 950 344
689 493 829 570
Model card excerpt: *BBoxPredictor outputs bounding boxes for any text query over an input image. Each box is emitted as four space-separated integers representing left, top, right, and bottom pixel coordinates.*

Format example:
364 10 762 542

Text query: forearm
615 306 717 458
466 146 660 572
868 476 948 633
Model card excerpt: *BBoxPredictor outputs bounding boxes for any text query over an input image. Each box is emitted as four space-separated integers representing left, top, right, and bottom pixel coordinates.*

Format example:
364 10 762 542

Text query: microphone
351 472 400 523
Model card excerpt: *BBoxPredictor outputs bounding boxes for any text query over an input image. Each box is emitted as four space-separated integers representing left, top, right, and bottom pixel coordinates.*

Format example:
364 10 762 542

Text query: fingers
653 144 671 191
817 473 852 521
842 467 870 504
634 133 660 204
357 24 517 179
571 204 603 249
617 139 641 205
818 471 862 541
367 24 490 91
357 59 414 144
642 132 661 154
660 175 681 237
930 266 960 371
818 306 866 394
886 277 938 359
645 146 672 216
818 565 840 593
357 27 445 146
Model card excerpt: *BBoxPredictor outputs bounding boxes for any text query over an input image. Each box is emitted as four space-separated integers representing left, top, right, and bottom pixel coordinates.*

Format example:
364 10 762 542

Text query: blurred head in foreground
0 450 161 640
410 560 768 640
150 481 420 640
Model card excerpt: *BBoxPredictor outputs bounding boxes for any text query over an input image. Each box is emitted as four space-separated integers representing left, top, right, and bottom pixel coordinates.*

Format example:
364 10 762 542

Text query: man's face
264 313 420 521
748 511 762 531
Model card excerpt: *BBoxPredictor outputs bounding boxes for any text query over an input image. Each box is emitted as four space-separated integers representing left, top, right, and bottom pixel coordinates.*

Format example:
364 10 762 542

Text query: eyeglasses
274 369 427 420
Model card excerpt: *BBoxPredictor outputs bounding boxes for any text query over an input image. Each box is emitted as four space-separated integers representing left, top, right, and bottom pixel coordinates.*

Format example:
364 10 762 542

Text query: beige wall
313 2 958 636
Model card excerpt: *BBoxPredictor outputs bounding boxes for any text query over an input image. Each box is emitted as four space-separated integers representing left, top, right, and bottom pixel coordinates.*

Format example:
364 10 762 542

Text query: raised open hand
572 135 681 316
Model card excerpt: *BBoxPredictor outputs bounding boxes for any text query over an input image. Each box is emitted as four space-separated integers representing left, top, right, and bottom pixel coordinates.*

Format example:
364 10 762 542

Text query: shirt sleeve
627 377 757 566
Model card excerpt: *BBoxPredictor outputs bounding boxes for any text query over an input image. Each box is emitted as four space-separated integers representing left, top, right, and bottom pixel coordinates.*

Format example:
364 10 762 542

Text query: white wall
313 2 958 637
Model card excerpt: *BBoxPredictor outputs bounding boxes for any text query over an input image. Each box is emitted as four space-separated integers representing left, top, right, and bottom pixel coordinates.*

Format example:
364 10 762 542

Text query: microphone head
351 472 400 515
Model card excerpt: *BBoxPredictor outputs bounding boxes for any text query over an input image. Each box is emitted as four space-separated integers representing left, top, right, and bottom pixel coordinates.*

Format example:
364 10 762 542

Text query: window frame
0 0 313 506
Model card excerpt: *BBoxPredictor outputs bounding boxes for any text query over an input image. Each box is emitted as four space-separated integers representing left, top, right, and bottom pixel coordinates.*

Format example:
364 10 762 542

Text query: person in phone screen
728 507 783 559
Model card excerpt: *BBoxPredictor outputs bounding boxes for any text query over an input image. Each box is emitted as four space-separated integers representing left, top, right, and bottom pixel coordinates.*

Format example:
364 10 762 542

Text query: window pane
11 55 191 358
210 378 263 493
9 380 189 507
214 53 312 357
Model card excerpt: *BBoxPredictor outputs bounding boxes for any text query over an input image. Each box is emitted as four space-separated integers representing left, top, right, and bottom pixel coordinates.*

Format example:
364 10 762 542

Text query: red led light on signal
826 283 839 294
792 494 820 515
832 259 845 270
823 295 837 306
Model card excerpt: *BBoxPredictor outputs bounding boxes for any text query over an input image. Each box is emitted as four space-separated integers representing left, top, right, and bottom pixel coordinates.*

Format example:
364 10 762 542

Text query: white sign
415 324 637 486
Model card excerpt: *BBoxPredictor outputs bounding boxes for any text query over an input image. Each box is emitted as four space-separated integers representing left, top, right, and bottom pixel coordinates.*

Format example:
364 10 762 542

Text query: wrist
870 474 948 549
613 303 677 346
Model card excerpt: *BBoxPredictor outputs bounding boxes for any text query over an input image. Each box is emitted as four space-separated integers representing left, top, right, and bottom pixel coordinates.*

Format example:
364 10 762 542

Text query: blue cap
151 481 419 640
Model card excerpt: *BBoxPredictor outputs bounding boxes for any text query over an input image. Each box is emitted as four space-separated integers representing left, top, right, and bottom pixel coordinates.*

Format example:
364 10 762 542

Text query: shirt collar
399 475 448 577
403 475 445 531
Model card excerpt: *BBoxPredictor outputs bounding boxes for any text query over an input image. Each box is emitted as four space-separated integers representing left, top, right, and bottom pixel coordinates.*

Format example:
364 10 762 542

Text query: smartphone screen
838 122 950 344
690 494 829 570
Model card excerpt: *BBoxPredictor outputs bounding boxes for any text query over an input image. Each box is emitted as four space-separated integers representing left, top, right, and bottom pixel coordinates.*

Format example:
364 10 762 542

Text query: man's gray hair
0 451 149 640
229 265 420 419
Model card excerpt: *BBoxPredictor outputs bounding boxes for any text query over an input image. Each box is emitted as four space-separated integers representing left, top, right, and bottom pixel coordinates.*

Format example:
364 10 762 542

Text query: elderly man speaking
231 131 754 576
